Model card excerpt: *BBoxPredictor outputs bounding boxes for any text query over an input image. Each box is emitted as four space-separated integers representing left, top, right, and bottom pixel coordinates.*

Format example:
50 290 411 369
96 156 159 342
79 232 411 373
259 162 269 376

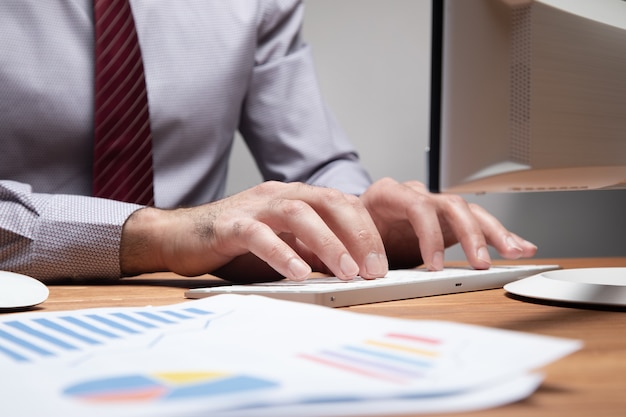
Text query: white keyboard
185 264 559 307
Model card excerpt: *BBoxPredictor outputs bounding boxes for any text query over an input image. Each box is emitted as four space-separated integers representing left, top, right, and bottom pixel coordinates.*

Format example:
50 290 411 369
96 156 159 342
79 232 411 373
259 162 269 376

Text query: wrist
120 207 168 276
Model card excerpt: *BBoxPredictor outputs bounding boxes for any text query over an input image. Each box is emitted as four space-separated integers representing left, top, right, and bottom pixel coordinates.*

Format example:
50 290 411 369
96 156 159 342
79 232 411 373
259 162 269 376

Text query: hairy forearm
119 204 235 278
120 207 168 276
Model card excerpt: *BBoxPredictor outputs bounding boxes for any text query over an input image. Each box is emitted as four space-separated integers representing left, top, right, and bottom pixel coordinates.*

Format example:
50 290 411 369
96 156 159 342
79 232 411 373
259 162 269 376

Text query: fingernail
477 247 491 265
339 253 359 279
506 236 523 258
365 252 388 277
429 251 444 271
288 258 311 281
525 240 538 251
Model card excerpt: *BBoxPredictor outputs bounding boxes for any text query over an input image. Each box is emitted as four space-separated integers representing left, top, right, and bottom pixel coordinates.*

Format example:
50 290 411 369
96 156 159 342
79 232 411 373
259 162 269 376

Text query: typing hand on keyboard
359 179 538 271
186 265 559 307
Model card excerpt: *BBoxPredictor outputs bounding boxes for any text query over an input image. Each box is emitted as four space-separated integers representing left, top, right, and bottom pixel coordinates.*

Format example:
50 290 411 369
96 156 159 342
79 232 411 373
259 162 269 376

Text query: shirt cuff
31 194 143 282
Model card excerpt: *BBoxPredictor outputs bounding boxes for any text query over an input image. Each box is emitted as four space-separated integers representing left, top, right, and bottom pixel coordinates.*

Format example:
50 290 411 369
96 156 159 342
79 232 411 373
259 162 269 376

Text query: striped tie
92 0 155 205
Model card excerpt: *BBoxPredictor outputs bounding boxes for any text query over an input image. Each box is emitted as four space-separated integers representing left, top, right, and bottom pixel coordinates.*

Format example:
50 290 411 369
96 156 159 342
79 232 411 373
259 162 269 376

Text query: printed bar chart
299 332 442 384
0 306 214 364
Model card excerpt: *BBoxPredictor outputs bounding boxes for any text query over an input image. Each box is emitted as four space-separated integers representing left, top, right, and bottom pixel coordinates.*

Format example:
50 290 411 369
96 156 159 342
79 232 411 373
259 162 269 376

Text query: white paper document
0 294 581 417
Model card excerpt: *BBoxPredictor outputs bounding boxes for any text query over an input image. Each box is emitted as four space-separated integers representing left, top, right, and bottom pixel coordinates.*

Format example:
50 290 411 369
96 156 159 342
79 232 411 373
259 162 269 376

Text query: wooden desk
17 257 626 416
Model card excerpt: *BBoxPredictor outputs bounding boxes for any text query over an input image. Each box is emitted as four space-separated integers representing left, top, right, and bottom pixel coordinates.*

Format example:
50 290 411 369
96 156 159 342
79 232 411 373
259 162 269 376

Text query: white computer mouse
0 270 49 309
504 267 626 307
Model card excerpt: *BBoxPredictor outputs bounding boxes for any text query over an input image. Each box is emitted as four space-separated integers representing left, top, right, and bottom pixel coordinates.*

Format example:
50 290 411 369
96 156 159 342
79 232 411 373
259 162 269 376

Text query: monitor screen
428 0 626 194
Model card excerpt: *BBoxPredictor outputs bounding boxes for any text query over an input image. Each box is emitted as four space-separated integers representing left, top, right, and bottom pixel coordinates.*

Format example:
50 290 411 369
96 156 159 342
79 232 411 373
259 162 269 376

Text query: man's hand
359 178 537 271
120 181 388 282
120 178 536 282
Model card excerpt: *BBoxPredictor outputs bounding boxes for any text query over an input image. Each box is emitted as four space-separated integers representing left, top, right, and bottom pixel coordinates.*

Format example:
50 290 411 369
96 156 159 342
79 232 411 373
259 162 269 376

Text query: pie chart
63 371 278 403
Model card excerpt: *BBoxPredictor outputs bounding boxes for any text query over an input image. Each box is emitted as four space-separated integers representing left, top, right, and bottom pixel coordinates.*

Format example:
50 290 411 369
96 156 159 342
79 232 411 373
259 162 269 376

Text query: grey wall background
226 0 626 260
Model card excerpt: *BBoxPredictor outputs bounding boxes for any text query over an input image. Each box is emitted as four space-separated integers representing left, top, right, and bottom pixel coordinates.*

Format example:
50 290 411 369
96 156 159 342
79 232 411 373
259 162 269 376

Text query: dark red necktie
92 0 155 205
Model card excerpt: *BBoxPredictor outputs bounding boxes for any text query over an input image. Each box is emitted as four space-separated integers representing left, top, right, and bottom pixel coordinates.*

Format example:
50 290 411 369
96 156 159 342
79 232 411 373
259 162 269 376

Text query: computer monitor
428 0 626 194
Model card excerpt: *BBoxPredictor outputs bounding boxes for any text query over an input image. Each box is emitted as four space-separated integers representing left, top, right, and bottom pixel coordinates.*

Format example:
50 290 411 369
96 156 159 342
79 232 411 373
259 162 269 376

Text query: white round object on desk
504 267 626 307
0 271 49 309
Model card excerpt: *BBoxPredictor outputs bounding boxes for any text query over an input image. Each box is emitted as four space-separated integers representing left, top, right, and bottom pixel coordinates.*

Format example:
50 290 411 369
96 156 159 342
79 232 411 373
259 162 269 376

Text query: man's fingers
467 204 538 259
232 219 312 281
360 178 537 271
403 193 446 271
259 198 360 280
208 181 387 281
261 184 388 279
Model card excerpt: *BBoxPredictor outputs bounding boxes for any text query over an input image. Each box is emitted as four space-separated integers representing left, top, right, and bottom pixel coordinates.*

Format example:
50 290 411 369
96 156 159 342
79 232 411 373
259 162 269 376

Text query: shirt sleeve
238 0 373 196
0 180 142 282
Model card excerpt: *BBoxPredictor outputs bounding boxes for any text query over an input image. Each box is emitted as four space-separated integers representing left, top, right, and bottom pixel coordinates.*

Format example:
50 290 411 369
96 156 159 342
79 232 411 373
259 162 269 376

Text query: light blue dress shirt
0 0 372 280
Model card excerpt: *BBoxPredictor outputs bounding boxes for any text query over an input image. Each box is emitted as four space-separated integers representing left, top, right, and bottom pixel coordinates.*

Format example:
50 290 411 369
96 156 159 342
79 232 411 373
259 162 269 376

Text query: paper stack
0 294 580 416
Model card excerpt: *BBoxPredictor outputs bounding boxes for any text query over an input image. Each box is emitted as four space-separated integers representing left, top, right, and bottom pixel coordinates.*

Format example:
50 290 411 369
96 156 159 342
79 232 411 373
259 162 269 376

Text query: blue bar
137 311 175 324
0 342 30 362
60 316 120 339
162 310 192 320
34 318 101 346
184 308 213 316
0 329 54 357
112 312 158 329
87 314 141 334
320 349 422 378
6 321 78 351
344 345 433 368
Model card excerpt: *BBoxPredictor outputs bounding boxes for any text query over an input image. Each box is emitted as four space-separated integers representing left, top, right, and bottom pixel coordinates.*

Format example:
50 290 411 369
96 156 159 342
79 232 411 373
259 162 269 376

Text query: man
0 0 536 283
